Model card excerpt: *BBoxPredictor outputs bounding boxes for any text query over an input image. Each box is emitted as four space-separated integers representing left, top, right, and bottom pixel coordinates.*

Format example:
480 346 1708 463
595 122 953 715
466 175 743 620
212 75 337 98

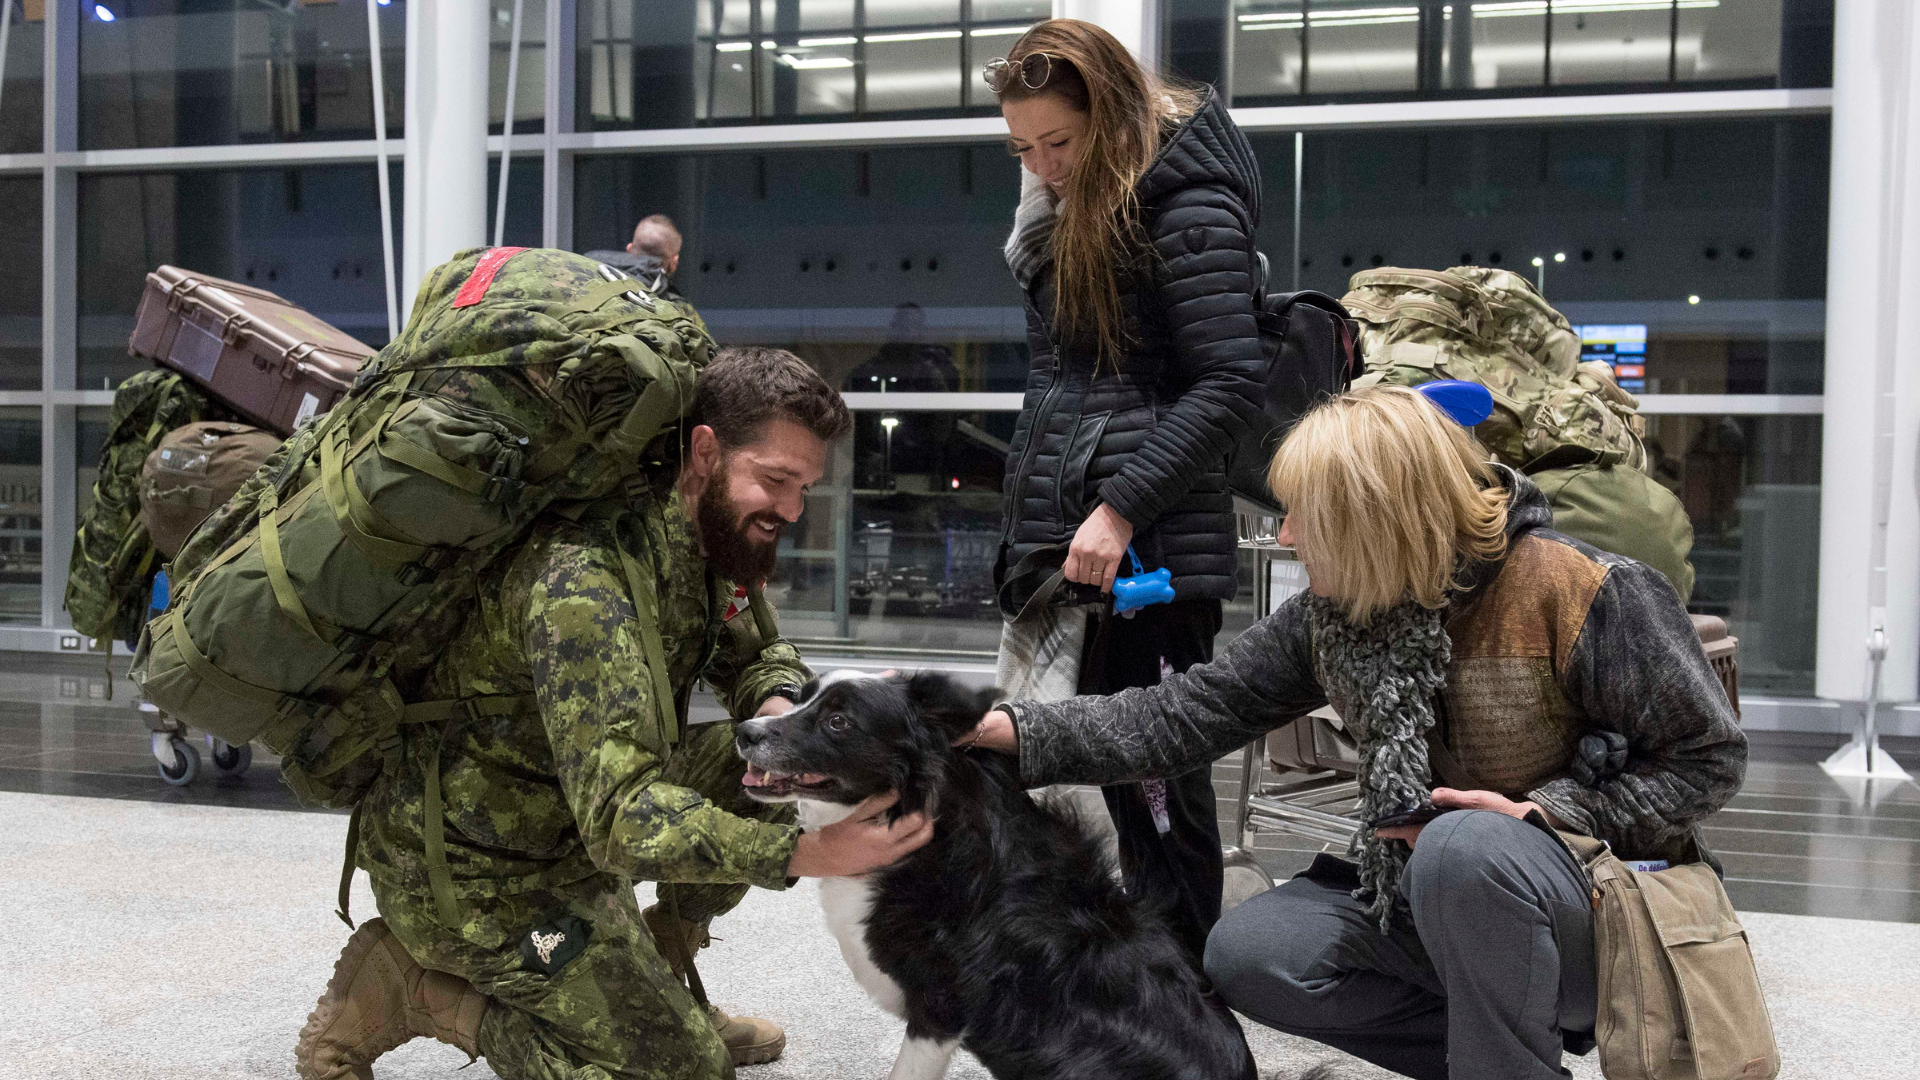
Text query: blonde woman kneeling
963 385 1747 1080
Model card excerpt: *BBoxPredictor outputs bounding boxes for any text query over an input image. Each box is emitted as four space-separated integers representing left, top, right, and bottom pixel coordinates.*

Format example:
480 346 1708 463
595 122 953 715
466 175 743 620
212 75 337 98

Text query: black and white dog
735 670 1256 1080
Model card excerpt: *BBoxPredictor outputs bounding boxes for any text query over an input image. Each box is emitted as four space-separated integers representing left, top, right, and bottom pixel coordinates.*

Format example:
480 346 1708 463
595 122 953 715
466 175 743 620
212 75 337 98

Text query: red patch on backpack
452 247 529 308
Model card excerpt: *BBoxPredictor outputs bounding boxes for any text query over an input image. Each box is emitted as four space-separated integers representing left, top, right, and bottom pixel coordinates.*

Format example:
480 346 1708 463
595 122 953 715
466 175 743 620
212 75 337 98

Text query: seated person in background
961 384 1747 1080
583 212 696 315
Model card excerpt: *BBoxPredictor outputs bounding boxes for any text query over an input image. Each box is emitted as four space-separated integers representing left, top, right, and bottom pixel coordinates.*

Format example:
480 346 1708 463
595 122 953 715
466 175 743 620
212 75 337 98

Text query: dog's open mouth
741 764 836 798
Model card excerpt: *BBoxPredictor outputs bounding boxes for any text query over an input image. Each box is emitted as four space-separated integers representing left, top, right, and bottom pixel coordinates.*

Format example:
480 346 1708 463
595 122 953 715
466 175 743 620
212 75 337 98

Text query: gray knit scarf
1003 169 1057 288
1305 593 1452 931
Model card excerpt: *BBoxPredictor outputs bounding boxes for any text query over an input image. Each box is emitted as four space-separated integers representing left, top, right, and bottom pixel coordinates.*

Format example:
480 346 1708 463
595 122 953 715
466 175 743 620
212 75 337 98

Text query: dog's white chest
799 800 907 1018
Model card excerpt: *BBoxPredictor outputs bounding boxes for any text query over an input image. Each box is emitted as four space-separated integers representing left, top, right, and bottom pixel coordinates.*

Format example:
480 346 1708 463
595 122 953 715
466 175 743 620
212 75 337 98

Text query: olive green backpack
1342 266 1694 598
130 247 711 819
66 369 238 646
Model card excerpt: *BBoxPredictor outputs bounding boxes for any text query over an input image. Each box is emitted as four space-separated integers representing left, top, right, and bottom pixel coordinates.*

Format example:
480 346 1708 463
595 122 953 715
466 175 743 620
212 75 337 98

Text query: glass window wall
75 163 398 391
1261 116 1829 393
0 407 38 624
1207 0 1823 106
79 0 406 150
0 175 39 392
577 0 1046 130
0 0 45 155
1646 413 1820 695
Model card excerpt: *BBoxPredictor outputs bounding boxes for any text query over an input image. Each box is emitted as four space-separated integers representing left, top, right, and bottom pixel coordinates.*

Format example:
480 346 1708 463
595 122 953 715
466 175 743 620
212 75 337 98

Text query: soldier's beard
696 456 783 583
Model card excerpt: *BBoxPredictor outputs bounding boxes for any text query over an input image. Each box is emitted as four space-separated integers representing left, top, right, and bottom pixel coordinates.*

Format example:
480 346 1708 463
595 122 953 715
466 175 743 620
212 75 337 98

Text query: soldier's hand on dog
786 791 934 878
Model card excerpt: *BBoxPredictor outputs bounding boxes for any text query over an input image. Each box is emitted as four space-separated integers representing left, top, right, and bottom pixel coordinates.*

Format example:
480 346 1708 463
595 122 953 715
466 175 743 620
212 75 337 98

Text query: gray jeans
1205 809 1597 1080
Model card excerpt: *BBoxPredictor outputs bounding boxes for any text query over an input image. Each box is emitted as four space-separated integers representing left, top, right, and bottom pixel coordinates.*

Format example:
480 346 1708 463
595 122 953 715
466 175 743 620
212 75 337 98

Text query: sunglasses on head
982 51 1054 94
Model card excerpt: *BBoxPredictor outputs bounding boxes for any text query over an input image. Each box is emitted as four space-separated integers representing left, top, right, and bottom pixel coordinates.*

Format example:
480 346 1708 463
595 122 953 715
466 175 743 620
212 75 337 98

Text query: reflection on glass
0 408 39 624
0 177 40 393
1300 0 1420 96
76 165 395 391
571 145 1028 386
585 0 1040 129
79 0 406 150
0 0 45 155
491 0 548 135
1678 0 1781 83
1272 117 1828 392
765 407 1013 657
1550 4 1675 86
1643 413 1819 695
1217 1 1797 105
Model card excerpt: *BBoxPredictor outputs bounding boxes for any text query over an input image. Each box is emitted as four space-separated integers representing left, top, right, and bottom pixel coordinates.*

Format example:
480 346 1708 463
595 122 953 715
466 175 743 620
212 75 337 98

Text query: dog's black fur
736 672 1257 1080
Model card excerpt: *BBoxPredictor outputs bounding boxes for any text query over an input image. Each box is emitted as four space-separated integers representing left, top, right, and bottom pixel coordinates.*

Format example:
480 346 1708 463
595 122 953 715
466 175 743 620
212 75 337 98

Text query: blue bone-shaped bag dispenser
1415 379 1494 428
1112 545 1175 617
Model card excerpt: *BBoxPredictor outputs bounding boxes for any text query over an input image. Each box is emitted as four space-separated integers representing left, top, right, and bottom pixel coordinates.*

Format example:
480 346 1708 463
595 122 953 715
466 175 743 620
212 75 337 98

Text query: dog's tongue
742 765 768 788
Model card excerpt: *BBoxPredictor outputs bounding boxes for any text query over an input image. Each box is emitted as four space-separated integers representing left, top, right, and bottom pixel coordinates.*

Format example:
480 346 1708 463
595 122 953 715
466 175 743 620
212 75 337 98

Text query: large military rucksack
131 247 711 824
1341 266 1695 598
66 370 239 646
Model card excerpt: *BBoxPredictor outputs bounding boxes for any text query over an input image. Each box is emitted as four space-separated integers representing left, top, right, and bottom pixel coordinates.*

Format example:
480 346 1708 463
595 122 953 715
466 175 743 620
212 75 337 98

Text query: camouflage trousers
373 722 796 1080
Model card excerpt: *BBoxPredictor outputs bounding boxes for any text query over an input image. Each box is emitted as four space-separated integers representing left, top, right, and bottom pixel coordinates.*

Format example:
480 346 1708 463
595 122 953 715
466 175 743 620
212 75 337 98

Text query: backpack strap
330 692 537 929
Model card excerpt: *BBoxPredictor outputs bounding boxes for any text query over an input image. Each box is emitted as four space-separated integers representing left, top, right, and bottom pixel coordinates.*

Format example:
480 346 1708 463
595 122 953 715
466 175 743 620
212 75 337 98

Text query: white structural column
39 0 77 629
1053 0 1157 67
402 0 492 317
1815 0 1920 709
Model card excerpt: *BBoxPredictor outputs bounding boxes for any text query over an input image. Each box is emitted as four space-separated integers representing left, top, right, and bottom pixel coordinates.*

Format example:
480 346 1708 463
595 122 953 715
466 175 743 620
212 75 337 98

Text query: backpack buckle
396 547 455 587
482 473 525 505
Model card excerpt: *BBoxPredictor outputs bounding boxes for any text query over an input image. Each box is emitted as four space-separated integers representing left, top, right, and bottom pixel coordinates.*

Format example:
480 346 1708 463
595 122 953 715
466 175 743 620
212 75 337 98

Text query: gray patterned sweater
1009 477 1747 862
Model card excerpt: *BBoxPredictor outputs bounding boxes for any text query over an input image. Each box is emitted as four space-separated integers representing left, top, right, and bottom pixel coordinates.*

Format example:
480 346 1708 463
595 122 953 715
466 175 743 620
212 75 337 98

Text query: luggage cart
1225 498 1742 863
134 571 254 786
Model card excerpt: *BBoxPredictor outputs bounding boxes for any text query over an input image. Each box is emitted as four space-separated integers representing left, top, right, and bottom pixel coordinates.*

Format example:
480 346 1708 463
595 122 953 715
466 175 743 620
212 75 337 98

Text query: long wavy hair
1268 386 1510 623
994 20 1200 363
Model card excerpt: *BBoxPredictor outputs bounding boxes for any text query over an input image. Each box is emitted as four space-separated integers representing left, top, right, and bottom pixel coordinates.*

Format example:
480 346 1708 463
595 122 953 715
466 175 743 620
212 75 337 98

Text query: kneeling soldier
296 348 932 1080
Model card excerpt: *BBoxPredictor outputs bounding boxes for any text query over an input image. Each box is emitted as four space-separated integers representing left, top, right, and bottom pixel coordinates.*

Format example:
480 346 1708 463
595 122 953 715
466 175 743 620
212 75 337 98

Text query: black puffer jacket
997 91 1266 608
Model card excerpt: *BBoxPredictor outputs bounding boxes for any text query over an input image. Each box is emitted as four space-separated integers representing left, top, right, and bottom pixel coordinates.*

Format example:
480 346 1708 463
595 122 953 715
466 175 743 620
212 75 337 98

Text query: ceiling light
868 29 963 43
1532 256 1545 267
778 54 855 70
94 4 116 21
1688 294 1701 305
970 25 1034 37
797 36 858 47
1554 252 1567 263
715 41 753 52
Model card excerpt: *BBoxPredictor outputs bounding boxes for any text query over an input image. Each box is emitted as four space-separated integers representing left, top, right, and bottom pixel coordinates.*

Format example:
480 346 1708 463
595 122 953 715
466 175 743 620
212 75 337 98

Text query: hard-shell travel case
129 266 375 436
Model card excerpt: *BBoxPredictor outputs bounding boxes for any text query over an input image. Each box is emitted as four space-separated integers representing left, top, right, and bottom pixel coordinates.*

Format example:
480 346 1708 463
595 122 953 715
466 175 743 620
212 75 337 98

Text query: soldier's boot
294 918 489 1080
642 902 787 1067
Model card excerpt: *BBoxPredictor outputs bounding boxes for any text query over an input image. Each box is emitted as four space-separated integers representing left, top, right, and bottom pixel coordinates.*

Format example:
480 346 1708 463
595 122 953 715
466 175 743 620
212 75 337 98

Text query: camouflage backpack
131 247 712 829
1342 267 1695 599
1342 266 1646 472
66 369 238 646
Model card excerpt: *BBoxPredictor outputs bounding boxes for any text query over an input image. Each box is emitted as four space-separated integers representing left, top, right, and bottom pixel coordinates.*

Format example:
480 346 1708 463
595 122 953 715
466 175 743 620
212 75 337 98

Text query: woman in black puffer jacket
988 18 1267 963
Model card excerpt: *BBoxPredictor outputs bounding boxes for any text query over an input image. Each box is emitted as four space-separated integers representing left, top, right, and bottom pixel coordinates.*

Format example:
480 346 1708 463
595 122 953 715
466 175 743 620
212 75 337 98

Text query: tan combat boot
642 902 787 1067
294 918 489 1080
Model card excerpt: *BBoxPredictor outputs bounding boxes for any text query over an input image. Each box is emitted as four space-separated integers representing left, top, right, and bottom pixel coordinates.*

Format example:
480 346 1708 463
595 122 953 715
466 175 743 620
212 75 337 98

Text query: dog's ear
794 676 822 703
902 672 988 740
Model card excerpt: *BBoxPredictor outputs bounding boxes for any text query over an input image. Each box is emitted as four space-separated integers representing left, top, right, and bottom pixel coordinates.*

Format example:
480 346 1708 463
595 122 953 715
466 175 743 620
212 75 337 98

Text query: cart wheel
210 739 252 776
158 737 200 786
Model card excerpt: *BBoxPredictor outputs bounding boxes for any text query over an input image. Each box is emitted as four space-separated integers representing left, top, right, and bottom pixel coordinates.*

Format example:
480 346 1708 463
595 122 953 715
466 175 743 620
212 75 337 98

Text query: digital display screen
1575 324 1648 391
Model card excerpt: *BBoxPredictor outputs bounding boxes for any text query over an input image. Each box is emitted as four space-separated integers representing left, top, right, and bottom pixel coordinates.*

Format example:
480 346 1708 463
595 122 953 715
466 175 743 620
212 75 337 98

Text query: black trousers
1079 597 1225 965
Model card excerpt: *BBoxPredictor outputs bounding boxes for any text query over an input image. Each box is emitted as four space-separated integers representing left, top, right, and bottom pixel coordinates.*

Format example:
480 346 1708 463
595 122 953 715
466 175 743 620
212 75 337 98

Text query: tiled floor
5 654 1917 922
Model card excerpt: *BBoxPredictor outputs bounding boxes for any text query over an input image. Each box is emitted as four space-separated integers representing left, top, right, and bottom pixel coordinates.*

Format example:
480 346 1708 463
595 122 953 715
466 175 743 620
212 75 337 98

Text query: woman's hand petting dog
1374 787 1565 848
955 710 1019 755
786 791 934 878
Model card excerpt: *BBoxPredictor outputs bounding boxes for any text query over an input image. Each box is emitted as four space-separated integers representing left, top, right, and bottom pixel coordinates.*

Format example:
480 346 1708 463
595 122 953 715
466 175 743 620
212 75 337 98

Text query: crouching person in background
960 384 1747 1080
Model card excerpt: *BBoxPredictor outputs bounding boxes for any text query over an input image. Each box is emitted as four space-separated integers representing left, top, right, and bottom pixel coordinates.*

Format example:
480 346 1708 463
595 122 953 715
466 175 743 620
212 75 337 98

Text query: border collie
735 670 1256 1080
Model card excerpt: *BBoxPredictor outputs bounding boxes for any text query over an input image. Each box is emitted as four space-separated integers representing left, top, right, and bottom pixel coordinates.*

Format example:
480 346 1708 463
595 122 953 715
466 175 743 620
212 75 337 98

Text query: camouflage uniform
356 488 805 1080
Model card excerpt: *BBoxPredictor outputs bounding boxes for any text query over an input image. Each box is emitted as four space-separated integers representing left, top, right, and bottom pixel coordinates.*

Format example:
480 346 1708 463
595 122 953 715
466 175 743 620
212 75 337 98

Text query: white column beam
1815 0 1920 703
403 0 493 316
39 0 77 630
543 0 576 251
